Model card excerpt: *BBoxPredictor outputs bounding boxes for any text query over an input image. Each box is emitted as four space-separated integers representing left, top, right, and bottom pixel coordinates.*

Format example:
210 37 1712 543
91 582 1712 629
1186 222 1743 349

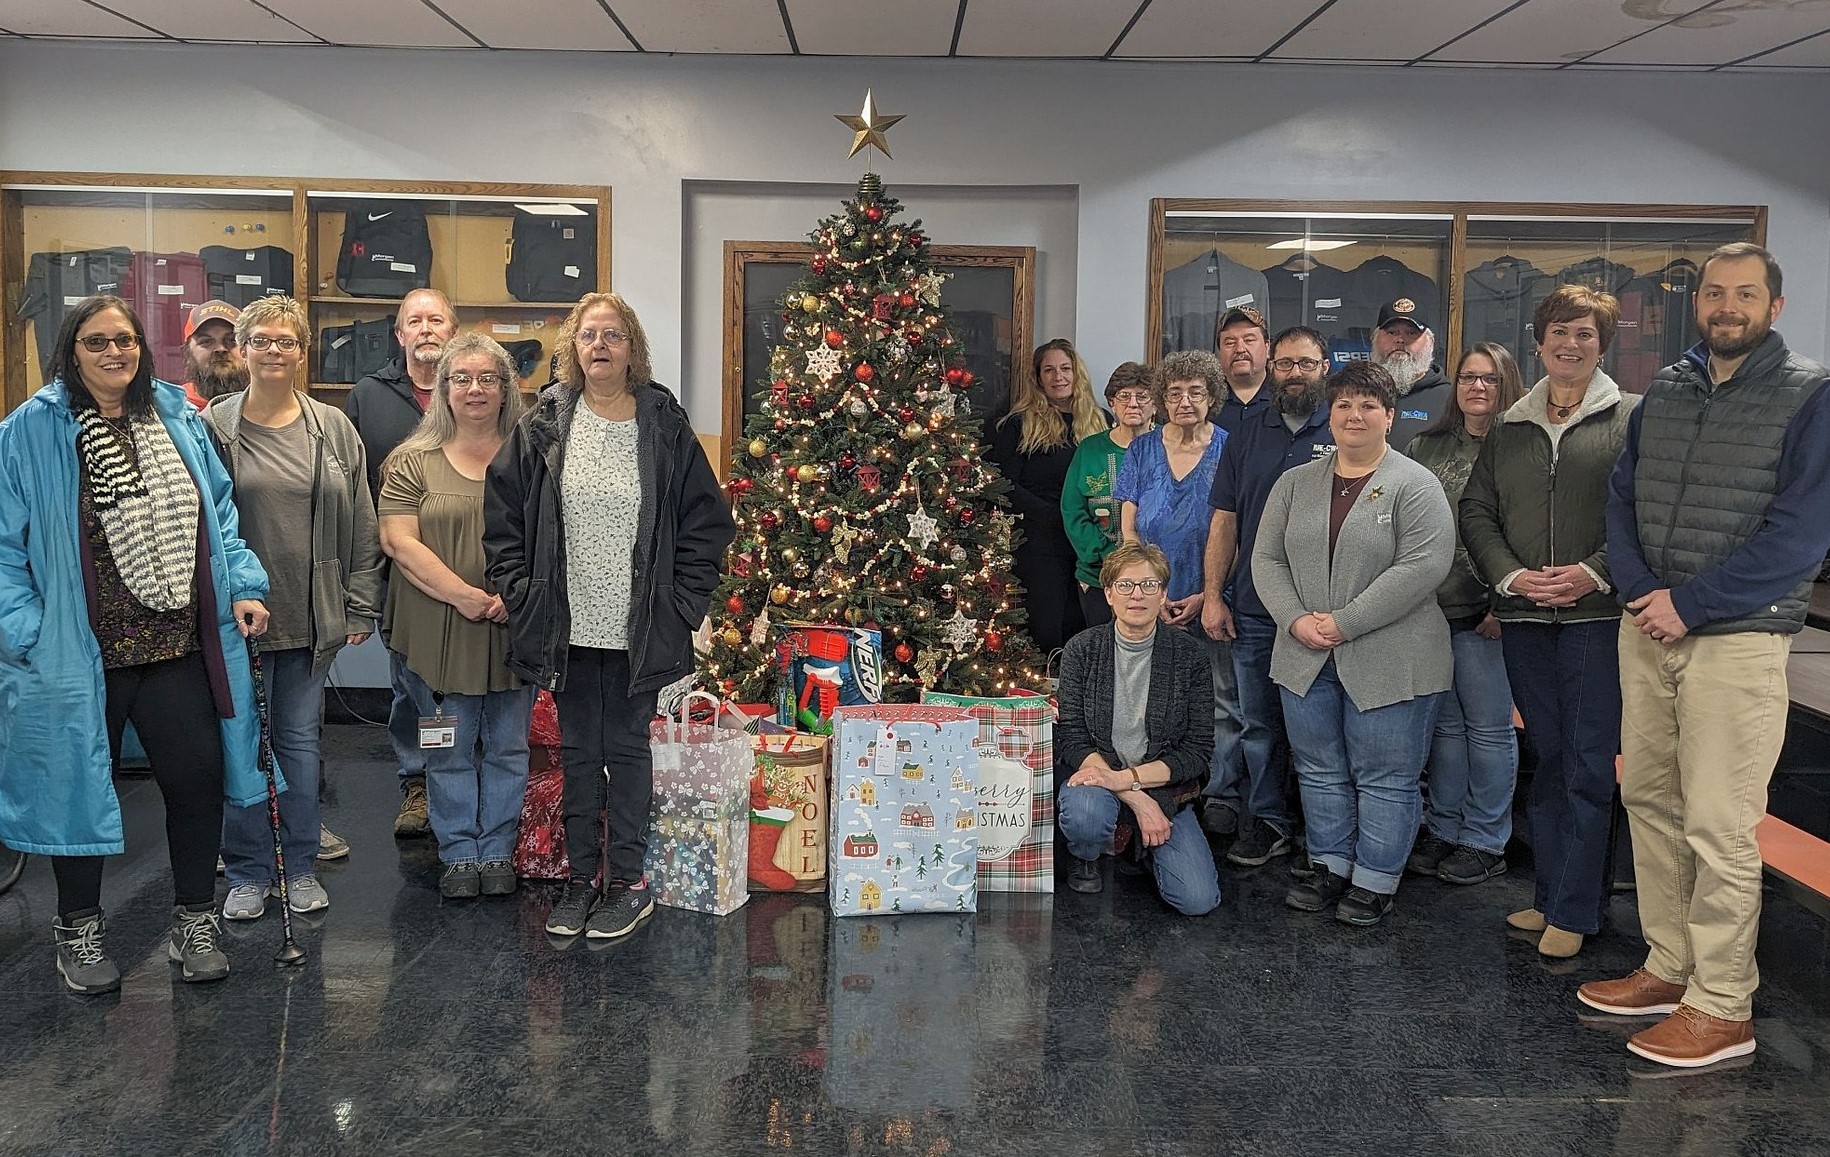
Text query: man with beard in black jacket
1371 299 1452 450
345 288 458 838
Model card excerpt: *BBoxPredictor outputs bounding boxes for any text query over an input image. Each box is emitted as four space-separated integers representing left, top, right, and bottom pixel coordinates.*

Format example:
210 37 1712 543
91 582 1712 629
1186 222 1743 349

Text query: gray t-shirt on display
235 413 315 651
1111 626 1154 769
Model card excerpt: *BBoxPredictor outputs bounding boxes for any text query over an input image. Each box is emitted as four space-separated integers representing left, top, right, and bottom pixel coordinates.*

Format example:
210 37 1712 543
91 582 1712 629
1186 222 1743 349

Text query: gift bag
644 693 752 915
773 623 884 733
828 705 978 916
748 732 830 893
921 689 1056 893
513 690 570 881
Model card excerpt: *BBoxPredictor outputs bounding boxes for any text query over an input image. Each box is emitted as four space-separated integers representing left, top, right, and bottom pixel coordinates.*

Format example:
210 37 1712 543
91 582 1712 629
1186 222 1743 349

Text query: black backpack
319 318 400 384
336 203 433 298
506 214 596 302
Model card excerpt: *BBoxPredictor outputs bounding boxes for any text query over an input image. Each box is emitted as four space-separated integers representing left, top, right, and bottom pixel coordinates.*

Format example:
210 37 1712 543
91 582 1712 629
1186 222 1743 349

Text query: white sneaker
275 874 329 914
223 883 266 921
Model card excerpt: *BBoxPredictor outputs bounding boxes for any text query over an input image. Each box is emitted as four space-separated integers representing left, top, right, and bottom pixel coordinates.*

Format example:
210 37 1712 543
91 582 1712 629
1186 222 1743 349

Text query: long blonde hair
999 337 1108 454
381 333 524 481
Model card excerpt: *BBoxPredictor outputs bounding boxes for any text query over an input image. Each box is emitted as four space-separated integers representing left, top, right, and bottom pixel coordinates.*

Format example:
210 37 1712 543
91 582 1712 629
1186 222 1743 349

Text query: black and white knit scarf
76 408 199 612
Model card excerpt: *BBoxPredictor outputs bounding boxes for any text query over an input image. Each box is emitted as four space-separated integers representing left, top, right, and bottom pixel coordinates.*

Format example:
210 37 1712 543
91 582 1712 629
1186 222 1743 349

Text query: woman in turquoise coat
0 295 273 995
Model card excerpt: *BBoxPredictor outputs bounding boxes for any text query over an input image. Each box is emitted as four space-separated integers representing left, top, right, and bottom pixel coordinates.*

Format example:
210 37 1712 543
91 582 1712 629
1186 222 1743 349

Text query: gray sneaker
316 825 350 861
479 860 518 897
168 906 230 982
223 882 267 921
584 882 655 940
52 909 121 995
276 874 329 914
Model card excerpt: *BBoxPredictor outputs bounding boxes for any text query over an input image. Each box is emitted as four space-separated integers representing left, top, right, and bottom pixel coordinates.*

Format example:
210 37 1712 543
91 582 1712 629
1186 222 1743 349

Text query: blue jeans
388 644 432 788
1502 619 1620 936
1425 627 1519 854
399 665 536 865
1188 624 1244 804
1058 784 1220 916
1207 613 1293 834
1280 661 1439 895
223 647 326 888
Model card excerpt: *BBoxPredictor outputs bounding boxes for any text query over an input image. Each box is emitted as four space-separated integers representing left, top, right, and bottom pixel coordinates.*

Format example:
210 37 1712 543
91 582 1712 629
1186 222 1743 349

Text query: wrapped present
773 623 883 734
644 693 751 915
514 690 571 881
749 732 830 893
826 914 976 1111
828 705 978 916
921 689 1056 893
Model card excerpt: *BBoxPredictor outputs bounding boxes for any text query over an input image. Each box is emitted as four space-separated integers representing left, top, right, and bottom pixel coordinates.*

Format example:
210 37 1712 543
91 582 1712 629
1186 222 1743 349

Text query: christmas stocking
749 806 799 890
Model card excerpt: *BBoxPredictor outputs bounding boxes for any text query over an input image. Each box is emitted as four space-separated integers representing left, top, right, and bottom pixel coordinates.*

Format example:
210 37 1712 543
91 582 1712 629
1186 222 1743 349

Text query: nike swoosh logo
367 211 392 221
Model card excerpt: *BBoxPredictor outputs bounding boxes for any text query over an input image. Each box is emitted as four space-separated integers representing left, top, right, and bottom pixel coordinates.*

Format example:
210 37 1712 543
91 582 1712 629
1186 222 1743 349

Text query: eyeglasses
1108 579 1165 595
79 333 139 352
246 335 302 352
577 328 630 348
1165 388 1209 403
1110 391 1153 407
449 372 504 389
1456 372 1503 387
1271 357 1325 373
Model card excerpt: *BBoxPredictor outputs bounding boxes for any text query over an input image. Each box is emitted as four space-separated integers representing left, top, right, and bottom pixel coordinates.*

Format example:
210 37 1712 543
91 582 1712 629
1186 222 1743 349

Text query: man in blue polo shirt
1199 326 1337 866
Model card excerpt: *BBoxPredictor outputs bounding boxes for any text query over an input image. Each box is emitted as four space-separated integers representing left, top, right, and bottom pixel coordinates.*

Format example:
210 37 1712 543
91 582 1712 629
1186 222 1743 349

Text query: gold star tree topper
835 89 905 159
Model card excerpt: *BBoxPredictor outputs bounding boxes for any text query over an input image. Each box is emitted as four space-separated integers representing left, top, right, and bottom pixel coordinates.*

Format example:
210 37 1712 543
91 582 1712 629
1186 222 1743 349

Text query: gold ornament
771 585 791 606
796 464 820 483
722 628 742 647
800 294 820 312
748 438 768 458
845 606 866 625
833 88 905 160
903 421 927 441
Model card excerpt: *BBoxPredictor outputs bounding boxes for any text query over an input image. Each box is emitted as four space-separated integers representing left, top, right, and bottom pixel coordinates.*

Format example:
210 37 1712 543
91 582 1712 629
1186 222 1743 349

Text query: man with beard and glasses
1212 305 1271 435
1586 243 1830 1069
179 301 247 410
346 287 459 839
1371 299 1452 451
1198 327 1337 866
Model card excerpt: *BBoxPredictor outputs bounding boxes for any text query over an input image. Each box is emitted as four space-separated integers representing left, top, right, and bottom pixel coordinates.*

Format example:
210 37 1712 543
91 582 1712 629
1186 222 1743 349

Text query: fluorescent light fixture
515 202 589 216
1266 238 1355 251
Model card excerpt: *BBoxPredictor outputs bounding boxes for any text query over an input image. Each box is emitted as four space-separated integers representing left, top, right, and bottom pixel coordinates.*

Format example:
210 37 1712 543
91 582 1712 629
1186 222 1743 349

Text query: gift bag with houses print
920 689 1056 893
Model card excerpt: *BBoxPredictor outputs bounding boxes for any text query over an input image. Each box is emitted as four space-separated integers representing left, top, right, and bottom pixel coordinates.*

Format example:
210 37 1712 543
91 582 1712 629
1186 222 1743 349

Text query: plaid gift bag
920 690 1056 893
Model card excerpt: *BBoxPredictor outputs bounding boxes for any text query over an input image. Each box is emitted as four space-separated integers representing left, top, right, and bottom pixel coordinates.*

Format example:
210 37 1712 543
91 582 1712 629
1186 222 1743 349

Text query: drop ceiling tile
1589 2 1830 65
1428 0 1716 64
102 0 319 42
956 0 1139 57
259 0 479 47
1270 0 1520 61
435 0 633 50
1727 27 1830 66
611 0 791 53
1115 0 1317 58
0 0 159 38
786 0 957 56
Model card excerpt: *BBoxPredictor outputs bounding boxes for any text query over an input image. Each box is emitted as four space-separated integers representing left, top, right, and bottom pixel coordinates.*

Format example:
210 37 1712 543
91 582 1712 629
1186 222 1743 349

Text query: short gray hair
1154 349 1224 412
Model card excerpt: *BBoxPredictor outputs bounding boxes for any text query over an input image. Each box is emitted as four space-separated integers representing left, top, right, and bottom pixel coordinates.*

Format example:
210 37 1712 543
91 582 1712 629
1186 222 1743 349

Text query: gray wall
3 41 1828 434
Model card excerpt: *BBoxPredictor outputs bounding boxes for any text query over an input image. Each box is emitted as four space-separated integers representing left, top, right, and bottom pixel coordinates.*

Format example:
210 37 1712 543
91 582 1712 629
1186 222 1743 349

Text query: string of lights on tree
699 94 1044 701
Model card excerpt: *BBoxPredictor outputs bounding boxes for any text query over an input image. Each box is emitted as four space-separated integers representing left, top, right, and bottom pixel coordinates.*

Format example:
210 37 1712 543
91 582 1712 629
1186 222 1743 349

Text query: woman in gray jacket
1253 362 1454 927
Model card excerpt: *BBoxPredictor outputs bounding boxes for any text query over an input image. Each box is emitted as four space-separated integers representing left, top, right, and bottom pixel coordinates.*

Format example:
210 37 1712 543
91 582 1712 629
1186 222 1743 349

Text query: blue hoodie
0 379 277 856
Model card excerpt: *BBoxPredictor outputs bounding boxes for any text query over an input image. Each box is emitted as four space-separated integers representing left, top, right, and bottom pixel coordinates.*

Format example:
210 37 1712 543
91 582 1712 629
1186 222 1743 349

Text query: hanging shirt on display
130 251 208 384
1554 257 1636 299
200 245 295 308
1261 259 1351 341
1613 258 1701 393
1346 256 1443 339
19 247 134 373
1462 255 1550 360
1161 249 1270 356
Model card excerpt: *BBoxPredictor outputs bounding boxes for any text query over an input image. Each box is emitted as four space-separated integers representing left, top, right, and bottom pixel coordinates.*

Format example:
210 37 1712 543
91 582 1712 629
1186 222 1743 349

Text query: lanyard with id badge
420 694 456 750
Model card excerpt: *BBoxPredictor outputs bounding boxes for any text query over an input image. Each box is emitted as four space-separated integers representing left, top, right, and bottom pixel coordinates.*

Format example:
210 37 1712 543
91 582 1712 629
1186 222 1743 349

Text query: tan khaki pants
1617 616 1791 1021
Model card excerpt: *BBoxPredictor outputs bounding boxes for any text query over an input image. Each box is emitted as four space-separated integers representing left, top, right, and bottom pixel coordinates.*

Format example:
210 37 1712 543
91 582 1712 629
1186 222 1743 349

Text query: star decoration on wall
906 506 940 550
805 345 842 380
834 89 905 159
943 609 979 651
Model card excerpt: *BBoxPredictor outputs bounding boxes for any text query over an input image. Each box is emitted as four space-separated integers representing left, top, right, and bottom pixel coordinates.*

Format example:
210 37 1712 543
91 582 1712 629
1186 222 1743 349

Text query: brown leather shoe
1627 1005 1755 1068
1506 907 1547 932
1578 968 1686 1016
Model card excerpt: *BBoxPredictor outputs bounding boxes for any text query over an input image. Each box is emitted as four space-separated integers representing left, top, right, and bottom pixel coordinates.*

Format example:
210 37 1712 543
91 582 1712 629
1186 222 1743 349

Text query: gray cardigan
1252 448 1454 709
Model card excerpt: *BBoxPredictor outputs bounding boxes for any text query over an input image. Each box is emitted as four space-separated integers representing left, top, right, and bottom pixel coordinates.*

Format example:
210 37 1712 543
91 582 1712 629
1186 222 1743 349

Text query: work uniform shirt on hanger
1346 256 1444 339
1161 250 1270 356
1463 256 1550 359
1262 260 1351 341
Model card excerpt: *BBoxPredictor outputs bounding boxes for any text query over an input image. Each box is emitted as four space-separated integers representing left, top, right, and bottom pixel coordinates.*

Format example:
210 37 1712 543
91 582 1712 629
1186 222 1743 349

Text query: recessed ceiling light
1266 238 1355 251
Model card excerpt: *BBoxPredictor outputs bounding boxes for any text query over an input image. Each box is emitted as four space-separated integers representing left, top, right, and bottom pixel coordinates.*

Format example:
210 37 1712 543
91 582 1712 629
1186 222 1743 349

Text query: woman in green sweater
1062 362 1155 627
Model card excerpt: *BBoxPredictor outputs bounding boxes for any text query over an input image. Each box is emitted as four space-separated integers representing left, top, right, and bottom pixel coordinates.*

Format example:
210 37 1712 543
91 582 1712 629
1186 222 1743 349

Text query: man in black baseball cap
1372 298 1452 449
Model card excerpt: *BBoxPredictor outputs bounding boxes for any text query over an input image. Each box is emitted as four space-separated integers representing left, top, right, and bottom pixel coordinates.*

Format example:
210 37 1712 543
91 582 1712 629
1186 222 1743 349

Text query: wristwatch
1127 767 1143 791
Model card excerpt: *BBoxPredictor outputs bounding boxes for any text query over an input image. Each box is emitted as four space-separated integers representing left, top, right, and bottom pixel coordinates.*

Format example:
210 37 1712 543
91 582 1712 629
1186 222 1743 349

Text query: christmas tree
701 172 1043 702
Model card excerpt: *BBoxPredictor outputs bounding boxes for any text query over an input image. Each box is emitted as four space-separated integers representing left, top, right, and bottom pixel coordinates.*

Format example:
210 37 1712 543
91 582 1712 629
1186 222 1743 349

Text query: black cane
246 615 306 966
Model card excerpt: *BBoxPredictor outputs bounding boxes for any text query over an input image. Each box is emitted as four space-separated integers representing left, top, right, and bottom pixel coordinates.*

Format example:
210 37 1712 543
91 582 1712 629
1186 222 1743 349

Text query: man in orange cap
179 299 247 410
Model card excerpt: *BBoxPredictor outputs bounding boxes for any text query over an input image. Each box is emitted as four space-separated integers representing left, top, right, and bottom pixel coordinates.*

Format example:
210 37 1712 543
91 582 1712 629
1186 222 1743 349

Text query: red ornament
911 564 931 582
960 371 976 388
944 366 966 386
856 464 882 493
727 477 754 497
759 511 780 531
725 595 745 615
824 330 844 348
896 406 915 423
985 631 1002 652
811 256 828 275
898 292 916 309
872 294 895 320
894 642 914 663
909 231 924 246
838 452 857 470
853 363 875 383
796 393 816 410
905 328 922 345
987 576 1005 596
865 205 885 223
813 515 833 534
958 508 976 525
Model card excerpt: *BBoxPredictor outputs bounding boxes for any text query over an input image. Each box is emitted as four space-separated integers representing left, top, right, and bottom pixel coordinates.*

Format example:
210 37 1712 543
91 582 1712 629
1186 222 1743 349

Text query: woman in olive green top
1062 362 1156 627
379 334 531 900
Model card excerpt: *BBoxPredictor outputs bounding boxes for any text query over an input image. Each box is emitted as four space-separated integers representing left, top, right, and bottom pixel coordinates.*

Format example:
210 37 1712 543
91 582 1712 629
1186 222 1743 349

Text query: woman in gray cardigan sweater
1253 363 1454 927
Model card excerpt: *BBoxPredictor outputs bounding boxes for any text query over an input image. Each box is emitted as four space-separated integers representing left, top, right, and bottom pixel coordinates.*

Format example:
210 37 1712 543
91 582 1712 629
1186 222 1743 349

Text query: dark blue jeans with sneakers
1280 660 1440 896
1058 784 1220 915
223 647 325 890
1206 612 1294 835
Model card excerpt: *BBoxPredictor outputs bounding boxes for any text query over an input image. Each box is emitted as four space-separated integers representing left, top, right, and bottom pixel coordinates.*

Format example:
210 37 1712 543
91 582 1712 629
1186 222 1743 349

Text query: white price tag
491 323 521 335
236 274 263 285
157 284 184 295
390 262 417 273
563 265 580 279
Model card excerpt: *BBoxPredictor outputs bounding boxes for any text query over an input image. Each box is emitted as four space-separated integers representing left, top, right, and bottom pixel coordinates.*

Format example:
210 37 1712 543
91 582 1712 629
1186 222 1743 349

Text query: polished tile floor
2 724 1829 1156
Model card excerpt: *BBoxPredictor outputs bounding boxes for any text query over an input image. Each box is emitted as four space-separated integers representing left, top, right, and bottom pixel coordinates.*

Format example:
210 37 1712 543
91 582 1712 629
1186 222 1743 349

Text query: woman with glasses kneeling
1055 542 1220 915
379 334 532 900
1253 362 1454 927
